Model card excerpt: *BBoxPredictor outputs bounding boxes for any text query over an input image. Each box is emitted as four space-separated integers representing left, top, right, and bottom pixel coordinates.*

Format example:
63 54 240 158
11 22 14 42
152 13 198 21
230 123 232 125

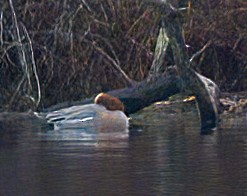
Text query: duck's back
45 104 128 132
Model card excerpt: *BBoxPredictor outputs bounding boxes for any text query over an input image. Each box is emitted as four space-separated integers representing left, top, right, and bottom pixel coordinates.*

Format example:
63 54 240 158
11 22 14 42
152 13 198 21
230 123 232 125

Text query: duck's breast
94 110 129 133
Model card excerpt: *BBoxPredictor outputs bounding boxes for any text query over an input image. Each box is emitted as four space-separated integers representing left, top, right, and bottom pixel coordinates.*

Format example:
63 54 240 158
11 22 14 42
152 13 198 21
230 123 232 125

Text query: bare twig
126 10 150 36
22 23 41 107
90 32 121 65
92 42 135 86
232 35 242 51
81 0 92 13
1 41 20 59
9 0 31 89
0 11 3 47
7 0 42 109
189 40 212 63
68 4 83 51
107 0 117 21
8 0 32 109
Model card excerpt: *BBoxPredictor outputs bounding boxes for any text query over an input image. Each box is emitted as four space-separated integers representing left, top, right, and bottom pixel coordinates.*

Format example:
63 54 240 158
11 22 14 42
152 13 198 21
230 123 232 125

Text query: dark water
0 112 247 195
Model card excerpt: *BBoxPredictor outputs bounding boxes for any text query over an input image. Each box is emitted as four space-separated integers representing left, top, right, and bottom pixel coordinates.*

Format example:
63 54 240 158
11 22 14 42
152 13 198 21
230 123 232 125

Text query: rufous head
94 93 125 112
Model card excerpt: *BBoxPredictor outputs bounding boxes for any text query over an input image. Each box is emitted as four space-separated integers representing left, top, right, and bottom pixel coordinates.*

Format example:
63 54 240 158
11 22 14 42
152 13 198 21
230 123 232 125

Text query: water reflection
0 112 246 195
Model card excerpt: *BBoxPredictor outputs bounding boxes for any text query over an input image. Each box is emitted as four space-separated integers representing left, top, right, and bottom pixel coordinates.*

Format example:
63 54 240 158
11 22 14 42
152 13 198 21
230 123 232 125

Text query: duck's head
94 93 125 112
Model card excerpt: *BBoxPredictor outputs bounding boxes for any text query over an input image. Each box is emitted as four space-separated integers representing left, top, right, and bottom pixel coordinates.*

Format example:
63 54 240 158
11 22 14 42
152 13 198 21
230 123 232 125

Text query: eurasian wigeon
45 93 129 132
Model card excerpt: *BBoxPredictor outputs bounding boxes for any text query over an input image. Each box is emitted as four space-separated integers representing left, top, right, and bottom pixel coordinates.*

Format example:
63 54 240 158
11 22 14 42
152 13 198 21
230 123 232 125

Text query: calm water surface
0 111 246 195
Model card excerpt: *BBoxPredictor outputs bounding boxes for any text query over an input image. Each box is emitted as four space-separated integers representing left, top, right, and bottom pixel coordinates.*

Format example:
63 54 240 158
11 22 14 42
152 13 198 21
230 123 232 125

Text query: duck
45 93 129 132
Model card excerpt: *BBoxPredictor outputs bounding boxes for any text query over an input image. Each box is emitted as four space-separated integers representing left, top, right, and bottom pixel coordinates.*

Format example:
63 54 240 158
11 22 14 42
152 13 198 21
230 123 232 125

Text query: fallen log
44 67 181 114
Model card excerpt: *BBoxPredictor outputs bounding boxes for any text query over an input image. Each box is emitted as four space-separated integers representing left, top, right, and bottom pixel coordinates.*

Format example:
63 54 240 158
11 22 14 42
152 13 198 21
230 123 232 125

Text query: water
0 111 246 195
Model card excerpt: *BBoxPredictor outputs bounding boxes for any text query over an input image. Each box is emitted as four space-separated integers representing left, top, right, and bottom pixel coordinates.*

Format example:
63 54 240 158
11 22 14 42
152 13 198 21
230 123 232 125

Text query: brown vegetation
0 0 246 112
184 1 247 91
